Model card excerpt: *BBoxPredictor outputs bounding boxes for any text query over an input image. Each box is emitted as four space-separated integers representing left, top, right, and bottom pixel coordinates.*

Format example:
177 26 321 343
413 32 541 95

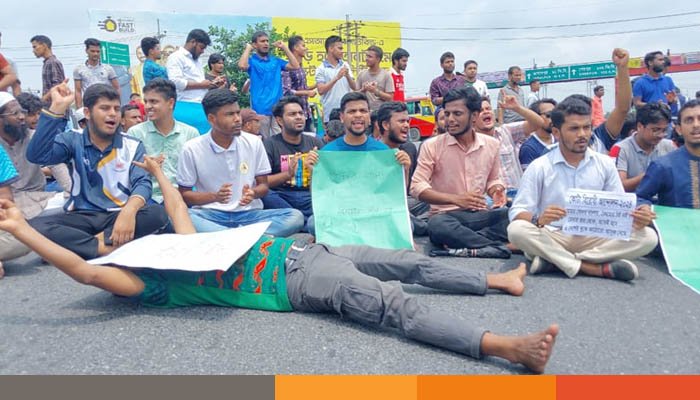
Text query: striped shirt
27 112 152 212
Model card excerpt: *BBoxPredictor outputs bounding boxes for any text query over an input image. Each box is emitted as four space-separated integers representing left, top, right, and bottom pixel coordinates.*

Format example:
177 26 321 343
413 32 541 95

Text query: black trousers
427 208 509 249
29 205 169 259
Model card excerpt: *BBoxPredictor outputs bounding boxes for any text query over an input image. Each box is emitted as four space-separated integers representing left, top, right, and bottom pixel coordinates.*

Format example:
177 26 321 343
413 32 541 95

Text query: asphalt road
1 237 699 375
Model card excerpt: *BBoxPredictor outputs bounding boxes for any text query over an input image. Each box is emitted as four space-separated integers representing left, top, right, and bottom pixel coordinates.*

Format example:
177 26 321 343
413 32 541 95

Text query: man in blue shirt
141 37 168 85
321 92 392 152
0 144 20 277
519 99 557 169
637 100 700 208
633 51 676 108
238 31 300 138
26 82 168 259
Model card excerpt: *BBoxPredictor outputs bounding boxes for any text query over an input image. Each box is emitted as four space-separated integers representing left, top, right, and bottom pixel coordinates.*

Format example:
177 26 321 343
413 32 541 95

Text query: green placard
654 205 700 295
569 62 617 80
525 66 570 83
100 41 130 66
312 149 413 250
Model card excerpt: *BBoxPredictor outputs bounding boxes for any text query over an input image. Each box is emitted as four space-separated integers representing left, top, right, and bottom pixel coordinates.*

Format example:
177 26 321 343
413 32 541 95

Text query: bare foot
510 324 559 373
481 324 559 373
487 263 526 296
0 260 4 279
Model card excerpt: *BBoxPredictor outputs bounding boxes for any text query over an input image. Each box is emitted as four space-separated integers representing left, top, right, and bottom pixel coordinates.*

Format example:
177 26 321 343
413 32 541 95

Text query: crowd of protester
1 27 699 374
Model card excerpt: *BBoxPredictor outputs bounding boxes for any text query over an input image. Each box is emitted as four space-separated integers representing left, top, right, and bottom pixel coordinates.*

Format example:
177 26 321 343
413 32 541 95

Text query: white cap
74 108 86 122
0 92 15 108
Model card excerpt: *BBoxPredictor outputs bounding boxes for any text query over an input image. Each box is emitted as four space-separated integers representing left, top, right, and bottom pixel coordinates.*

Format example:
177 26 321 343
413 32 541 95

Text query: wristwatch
531 214 543 228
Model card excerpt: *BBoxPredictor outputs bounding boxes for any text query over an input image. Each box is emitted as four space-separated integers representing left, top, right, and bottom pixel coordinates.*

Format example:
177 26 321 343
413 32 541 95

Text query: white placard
563 189 636 240
88 222 271 271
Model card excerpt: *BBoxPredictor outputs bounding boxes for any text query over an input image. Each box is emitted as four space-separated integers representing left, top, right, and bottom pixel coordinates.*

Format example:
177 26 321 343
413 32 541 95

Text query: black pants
427 208 509 249
29 205 169 259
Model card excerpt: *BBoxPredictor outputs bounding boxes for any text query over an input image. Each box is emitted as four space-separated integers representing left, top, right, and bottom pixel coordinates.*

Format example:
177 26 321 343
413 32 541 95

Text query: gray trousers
285 244 488 359
0 231 31 262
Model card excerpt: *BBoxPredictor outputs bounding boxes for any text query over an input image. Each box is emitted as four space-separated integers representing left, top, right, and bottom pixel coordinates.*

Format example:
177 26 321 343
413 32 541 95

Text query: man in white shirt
167 29 225 134
176 88 304 236
527 79 541 106
315 35 357 123
462 60 488 97
507 98 658 281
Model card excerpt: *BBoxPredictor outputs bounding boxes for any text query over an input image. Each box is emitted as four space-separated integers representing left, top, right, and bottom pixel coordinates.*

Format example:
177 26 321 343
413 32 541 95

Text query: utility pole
345 14 352 69
353 20 361 74
155 18 166 40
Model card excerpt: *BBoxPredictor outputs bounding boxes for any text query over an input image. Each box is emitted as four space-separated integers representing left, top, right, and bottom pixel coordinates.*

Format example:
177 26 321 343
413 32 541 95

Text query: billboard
88 10 401 97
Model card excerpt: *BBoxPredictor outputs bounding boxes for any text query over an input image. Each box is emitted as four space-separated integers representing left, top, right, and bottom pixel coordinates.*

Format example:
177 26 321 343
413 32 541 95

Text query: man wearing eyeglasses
610 103 676 192
0 92 58 276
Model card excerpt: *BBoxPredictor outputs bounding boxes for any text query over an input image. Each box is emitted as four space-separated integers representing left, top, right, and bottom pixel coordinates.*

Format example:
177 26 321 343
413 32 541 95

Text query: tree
208 22 294 108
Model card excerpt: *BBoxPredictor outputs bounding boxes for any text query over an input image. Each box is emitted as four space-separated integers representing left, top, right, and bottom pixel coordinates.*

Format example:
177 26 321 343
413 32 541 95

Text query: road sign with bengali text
100 41 130 66
525 67 570 83
569 62 617 80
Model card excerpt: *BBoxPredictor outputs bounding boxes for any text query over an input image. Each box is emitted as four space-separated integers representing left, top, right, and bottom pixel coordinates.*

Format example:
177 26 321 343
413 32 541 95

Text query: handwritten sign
88 222 270 271
563 189 636 240
312 150 413 249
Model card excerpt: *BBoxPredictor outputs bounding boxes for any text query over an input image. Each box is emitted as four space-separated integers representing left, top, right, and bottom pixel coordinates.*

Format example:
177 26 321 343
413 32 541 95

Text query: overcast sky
2 0 699 111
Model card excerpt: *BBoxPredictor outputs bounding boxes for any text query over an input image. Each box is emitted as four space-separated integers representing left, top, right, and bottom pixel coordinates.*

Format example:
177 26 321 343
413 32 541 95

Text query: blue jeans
262 189 313 232
189 207 304 237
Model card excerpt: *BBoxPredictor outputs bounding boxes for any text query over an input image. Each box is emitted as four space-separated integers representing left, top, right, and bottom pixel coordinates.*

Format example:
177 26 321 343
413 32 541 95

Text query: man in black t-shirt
262 97 324 232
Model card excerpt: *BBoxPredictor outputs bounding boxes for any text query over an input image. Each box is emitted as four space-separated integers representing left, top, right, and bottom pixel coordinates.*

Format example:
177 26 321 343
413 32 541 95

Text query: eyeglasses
0 108 28 117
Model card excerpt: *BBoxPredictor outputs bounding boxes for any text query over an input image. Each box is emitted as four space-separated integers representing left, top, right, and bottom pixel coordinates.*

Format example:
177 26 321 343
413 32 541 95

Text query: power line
362 10 700 31
351 0 622 17
362 22 700 42
1 32 158 51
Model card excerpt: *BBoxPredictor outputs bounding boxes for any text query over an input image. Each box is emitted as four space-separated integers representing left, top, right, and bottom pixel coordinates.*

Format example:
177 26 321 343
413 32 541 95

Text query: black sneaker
429 245 511 259
602 259 639 281
529 256 557 275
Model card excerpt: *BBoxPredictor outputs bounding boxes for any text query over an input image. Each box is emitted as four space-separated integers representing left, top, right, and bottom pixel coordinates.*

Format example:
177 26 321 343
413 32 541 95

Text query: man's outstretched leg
328 245 526 296
286 245 557 373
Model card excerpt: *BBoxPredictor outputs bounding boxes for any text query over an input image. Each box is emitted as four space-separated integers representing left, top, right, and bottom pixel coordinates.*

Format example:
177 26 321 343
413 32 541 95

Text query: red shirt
0 53 9 71
391 68 405 102
129 100 146 118
592 96 605 127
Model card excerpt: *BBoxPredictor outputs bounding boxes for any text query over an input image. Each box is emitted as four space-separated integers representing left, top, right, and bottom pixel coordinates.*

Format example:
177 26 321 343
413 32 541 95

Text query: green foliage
208 22 294 108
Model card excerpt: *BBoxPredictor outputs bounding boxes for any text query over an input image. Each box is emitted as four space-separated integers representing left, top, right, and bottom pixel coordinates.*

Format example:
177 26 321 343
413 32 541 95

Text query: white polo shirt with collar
177 132 271 212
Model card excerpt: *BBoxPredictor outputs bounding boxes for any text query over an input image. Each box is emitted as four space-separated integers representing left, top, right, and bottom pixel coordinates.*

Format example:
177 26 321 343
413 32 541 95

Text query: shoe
529 256 556 275
602 259 639 281
429 245 511 259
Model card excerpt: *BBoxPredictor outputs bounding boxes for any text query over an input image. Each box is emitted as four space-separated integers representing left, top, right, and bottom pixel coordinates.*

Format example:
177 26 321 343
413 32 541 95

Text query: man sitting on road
411 87 512 259
508 97 658 281
262 96 324 232
176 89 304 236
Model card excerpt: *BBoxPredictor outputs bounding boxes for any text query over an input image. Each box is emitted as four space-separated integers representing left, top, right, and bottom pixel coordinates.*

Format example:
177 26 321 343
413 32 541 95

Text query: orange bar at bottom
417 376 556 400
557 375 700 400
275 375 418 400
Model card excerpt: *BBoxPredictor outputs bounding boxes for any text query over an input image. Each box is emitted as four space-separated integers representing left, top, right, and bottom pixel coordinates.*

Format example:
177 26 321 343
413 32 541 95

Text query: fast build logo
97 16 135 33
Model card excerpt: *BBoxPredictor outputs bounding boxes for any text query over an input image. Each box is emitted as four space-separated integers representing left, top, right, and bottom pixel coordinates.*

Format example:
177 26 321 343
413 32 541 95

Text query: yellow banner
272 17 402 87
628 57 643 69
